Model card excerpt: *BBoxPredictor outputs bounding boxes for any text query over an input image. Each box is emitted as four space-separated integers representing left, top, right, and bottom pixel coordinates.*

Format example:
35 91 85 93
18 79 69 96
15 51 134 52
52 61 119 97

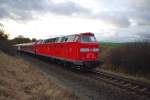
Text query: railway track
19 53 150 98
89 70 150 98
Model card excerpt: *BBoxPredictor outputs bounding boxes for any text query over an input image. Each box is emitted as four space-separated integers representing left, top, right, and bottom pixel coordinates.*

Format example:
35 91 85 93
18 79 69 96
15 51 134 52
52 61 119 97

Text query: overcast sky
0 0 150 42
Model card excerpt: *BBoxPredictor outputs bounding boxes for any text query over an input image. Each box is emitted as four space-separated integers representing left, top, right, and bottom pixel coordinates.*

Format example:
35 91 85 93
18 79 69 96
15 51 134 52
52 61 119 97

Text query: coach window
45 39 48 43
65 36 70 42
44 40 46 43
53 38 56 42
54 38 59 42
55 37 59 42
60 37 66 42
61 37 67 42
57 37 62 42
44 40 47 43
74 36 79 42
45 39 52 43
64 37 68 42
50 38 55 43
66 36 71 42
37 40 41 44
51 38 55 42
71 35 76 42
41 40 44 44
67 35 75 42
37 40 44 44
48 39 51 43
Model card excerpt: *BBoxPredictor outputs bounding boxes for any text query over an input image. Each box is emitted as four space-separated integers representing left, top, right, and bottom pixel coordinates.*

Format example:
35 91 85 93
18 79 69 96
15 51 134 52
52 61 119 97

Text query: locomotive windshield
81 35 96 42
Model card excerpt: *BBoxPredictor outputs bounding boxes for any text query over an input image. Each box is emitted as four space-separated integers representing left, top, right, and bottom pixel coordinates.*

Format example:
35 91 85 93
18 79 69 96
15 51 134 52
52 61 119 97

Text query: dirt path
20 54 149 100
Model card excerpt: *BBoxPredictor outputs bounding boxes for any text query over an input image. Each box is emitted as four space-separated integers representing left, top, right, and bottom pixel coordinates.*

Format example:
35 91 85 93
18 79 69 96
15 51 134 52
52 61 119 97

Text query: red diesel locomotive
16 32 100 70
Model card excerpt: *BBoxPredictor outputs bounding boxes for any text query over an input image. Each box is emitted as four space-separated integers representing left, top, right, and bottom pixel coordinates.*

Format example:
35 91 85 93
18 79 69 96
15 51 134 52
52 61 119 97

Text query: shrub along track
88 70 150 98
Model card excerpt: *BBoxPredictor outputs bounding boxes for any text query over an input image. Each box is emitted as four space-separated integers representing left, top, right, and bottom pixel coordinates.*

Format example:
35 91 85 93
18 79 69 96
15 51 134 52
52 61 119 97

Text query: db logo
86 53 95 59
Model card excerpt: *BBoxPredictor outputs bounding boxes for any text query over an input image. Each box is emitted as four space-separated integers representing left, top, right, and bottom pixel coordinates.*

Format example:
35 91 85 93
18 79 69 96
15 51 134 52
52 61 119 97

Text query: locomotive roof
14 32 95 45
79 32 94 36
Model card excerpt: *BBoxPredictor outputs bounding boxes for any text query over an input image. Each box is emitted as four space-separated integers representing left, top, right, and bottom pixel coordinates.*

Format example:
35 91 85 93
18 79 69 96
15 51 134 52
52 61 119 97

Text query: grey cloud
1 0 150 28
136 31 150 41
132 0 150 11
94 11 130 27
94 0 150 28
0 4 10 19
128 0 150 26
0 0 90 21
137 32 150 41
0 0 45 20
128 10 150 26
47 1 90 15
96 25 150 42
114 26 150 42
1 0 150 43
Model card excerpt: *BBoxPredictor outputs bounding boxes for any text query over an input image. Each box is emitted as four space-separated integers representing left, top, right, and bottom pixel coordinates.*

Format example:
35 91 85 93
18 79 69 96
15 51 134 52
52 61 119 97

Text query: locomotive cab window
81 35 96 42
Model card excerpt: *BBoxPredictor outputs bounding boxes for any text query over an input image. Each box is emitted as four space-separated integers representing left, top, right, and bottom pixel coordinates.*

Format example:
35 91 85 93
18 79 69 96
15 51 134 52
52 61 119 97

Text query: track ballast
89 70 150 98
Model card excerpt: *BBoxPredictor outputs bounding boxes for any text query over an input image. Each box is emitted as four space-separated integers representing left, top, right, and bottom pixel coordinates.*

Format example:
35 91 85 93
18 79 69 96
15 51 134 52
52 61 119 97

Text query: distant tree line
10 35 36 44
0 23 37 55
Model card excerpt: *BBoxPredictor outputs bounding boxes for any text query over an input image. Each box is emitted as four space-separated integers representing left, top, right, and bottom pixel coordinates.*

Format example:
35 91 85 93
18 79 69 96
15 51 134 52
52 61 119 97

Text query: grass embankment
0 52 79 100
99 42 150 81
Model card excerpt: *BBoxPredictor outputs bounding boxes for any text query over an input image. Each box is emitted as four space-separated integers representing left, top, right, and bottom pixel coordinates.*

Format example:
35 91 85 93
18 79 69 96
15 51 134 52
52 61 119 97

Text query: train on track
15 32 100 70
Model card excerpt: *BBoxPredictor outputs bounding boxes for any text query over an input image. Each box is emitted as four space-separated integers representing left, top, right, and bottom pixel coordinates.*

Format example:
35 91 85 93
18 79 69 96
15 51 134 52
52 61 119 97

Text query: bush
0 40 16 56
0 30 16 56
106 42 150 74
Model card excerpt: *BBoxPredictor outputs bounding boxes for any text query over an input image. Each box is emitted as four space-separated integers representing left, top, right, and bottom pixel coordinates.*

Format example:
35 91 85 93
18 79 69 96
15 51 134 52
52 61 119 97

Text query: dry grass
0 51 79 100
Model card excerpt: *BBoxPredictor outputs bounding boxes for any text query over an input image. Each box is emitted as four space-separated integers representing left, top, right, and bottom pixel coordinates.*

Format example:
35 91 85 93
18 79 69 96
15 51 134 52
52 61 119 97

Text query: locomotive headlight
80 48 89 52
92 48 99 52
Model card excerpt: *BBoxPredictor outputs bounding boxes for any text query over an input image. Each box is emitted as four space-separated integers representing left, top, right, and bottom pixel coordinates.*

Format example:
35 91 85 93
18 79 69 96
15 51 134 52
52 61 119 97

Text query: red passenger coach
16 32 100 70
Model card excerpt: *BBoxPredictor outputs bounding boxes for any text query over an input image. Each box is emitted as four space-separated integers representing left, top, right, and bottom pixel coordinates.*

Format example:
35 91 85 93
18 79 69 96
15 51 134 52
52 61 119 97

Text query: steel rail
90 70 150 98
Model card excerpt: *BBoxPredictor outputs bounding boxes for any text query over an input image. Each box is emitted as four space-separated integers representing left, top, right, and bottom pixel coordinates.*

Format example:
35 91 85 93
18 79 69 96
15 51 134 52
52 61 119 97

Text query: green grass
100 42 123 49
99 42 124 61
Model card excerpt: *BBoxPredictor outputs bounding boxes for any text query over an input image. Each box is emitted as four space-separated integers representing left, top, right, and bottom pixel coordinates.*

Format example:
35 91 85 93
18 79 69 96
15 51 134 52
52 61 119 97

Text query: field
99 42 150 81
0 51 79 100
100 42 122 62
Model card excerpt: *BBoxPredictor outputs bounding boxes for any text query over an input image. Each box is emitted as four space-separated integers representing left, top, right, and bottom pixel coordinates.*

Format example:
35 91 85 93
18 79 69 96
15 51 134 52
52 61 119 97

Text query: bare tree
0 23 8 40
